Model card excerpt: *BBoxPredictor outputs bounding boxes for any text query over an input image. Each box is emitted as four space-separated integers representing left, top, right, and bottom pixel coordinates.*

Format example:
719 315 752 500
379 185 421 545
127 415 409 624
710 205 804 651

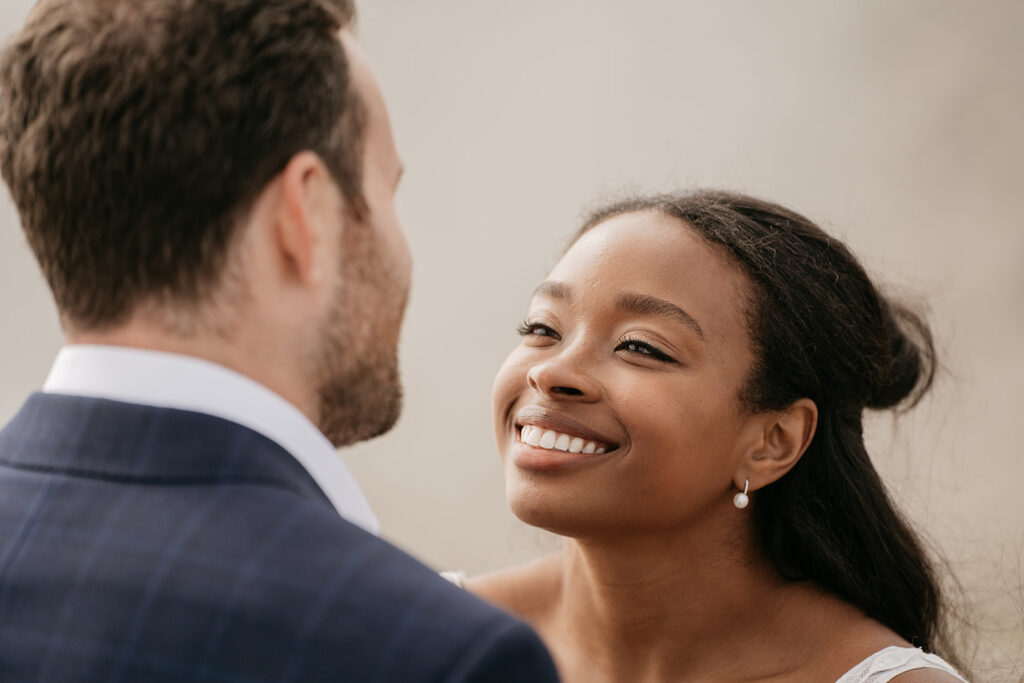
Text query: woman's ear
740 398 818 491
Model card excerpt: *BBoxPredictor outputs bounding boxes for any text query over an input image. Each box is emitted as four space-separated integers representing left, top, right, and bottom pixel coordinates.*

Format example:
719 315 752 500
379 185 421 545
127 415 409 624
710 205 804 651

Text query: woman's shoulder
777 584 964 682
463 553 563 622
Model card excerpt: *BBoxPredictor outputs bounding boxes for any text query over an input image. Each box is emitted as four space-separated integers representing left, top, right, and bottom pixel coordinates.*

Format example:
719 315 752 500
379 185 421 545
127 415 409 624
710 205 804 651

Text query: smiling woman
473 190 970 682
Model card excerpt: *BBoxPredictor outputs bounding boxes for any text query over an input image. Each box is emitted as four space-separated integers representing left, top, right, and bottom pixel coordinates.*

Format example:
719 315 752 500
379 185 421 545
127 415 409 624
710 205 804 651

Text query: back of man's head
0 0 361 332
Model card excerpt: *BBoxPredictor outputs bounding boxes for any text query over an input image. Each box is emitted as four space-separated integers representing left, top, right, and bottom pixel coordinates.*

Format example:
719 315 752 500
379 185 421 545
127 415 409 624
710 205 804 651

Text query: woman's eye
616 338 677 363
516 321 560 340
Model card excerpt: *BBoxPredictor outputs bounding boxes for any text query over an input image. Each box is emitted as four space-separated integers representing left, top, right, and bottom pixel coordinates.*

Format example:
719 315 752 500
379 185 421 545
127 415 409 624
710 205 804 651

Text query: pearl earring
733 479 750 509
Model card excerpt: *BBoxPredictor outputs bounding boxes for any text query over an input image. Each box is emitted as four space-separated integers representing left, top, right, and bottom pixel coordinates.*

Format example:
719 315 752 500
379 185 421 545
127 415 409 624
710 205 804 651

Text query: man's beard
311 222 408 448
315 323 403 448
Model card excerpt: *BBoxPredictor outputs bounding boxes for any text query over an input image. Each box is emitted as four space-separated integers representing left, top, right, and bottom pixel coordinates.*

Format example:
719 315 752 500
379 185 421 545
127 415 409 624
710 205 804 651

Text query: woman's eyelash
617 337 677 363
516 320 559 338
515 324 676 363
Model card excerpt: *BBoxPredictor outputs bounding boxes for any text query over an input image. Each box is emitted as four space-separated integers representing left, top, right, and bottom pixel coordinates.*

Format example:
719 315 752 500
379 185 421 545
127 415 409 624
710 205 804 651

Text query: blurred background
1 0 1021 677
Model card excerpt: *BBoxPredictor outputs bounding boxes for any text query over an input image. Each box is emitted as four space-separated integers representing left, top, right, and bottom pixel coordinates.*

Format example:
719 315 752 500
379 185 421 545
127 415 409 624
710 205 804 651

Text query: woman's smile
509 405 623 471
510 431 617 471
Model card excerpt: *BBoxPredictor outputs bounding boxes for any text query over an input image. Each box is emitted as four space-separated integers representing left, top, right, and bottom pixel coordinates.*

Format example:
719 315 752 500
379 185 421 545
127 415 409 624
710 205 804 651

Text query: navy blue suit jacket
0 394 559 682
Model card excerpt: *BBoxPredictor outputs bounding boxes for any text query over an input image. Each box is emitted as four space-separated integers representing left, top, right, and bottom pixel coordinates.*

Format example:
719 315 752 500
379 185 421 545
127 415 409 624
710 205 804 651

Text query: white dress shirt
43 344 379 534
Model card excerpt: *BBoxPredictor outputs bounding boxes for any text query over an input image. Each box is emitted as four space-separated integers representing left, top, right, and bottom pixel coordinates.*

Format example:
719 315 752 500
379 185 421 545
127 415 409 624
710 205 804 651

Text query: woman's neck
551 520 827 682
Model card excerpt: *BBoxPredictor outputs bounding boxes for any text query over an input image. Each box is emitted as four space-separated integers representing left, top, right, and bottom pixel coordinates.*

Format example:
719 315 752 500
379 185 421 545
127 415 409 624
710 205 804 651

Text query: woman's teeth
520 425 606 454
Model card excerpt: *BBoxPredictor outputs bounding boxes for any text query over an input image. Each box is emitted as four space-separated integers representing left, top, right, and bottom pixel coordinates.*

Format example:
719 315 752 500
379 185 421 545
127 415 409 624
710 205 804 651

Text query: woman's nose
526 353 602 401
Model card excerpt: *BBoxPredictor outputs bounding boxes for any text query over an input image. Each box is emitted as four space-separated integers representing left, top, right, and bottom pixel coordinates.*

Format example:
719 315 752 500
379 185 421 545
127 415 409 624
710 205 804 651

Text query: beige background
2 0 1021 676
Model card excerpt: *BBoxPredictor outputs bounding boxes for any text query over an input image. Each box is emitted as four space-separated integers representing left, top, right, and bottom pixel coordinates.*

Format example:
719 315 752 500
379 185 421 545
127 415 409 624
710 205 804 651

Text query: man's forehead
340 31 401 171
322 0 357 27
340 32 374 94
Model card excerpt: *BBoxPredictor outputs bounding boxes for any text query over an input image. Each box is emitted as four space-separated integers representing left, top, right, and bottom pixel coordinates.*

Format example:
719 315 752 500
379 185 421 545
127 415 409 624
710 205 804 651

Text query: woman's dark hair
578 189 959 665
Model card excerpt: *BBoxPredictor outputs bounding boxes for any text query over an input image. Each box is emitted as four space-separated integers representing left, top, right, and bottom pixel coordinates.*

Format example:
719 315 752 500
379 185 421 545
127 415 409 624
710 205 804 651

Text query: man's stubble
313 217 408 448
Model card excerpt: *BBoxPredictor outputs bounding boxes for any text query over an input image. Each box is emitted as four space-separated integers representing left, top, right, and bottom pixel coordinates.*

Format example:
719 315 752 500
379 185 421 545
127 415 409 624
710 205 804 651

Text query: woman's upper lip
513 406 619 449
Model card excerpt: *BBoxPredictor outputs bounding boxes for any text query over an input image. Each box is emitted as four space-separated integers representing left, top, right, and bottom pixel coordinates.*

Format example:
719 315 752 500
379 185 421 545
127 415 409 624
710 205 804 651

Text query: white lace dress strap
836 646 967 682
440 570 467 588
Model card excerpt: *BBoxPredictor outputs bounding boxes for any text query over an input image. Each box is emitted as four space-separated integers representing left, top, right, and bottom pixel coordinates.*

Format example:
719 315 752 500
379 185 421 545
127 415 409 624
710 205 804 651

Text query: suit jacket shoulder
0 394 558 682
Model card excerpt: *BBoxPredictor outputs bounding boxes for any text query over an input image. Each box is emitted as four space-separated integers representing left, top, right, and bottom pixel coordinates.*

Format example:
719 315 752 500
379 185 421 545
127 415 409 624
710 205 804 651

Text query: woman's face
492 210 764 537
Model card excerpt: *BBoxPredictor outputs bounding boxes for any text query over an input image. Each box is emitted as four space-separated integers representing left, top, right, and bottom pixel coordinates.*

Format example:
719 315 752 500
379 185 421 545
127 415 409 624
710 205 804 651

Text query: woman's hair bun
867 300 936 410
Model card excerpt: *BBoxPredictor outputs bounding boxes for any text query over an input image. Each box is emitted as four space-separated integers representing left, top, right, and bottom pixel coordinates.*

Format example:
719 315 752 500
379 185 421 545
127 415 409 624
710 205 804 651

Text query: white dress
836 646 967 682
440 573 967 682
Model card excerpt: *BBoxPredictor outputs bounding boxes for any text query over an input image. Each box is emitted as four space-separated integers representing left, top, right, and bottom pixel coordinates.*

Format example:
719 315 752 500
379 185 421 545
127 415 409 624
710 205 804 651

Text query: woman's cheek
492 351 526 404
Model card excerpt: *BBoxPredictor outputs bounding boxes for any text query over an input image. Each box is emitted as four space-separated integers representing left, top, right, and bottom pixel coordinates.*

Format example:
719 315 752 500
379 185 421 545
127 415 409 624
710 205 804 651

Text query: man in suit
0 0 559 681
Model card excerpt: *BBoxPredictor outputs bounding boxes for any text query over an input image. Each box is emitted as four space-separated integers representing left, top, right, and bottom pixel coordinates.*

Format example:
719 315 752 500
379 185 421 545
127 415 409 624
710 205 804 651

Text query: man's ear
275 151 342 287
738 398 818 492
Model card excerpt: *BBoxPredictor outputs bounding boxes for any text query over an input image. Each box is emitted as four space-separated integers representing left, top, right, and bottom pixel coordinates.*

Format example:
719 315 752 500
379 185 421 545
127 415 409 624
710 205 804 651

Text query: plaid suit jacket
0 394 559 682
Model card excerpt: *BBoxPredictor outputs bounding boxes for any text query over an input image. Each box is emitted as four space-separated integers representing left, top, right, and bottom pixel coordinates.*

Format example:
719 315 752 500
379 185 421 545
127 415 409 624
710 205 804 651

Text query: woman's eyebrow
531 281 571 300
616 292 705 339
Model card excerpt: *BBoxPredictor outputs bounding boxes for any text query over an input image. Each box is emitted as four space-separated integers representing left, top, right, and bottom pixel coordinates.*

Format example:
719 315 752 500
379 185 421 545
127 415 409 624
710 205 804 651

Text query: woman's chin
504 475 617 537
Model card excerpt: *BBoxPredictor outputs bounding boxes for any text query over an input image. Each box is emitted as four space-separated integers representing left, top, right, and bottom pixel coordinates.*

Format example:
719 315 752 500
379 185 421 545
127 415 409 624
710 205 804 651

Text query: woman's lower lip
510 440 616 471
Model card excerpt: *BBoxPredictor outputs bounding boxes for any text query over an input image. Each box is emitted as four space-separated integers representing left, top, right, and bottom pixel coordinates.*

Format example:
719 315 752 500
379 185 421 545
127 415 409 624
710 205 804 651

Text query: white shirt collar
42 344 379 535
